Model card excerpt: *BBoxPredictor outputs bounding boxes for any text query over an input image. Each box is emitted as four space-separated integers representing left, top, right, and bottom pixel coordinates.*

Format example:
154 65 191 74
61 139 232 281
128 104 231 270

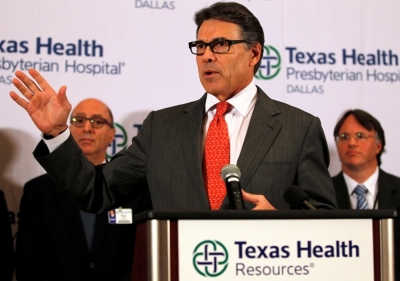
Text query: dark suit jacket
15 174 152 281
332 169 400 281
0 190 14 281
33 87 337 212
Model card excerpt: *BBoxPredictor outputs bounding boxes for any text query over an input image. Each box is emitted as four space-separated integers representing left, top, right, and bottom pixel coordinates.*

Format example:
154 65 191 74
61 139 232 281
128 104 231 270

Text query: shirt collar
205 80 257 117
343 166 379 196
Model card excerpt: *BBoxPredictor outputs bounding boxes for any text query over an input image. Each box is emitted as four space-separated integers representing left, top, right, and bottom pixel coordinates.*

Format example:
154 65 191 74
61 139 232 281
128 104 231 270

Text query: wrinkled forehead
72 100 110 119
197 20 242 41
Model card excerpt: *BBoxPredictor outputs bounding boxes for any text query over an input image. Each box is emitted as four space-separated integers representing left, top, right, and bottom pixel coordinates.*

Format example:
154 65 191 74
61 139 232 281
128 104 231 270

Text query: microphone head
220 164 241 181
284 185 310 209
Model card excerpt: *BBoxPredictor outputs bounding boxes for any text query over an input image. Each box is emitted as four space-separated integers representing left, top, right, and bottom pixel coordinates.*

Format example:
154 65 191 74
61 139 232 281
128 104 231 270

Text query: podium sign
179 219 373 280
132 210 395 281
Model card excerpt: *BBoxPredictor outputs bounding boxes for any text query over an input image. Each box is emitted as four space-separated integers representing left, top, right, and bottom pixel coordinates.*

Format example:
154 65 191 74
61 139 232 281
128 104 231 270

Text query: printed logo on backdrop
135 1 175 9
285 47 400 94
193 240 229 277
0 38 126 79
255 45 281 80
251 44 400 95
107 123 128 159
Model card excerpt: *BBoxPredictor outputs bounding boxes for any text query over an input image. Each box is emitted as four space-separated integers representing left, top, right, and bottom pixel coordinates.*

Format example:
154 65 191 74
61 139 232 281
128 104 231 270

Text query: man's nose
83 119 93 131
202 46 216 62
348 135 358 146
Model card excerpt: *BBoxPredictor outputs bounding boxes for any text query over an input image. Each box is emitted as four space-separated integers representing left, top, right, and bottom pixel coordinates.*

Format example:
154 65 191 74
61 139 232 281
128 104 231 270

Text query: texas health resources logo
106 123 128 160
193 240 229 277
255 45 282 80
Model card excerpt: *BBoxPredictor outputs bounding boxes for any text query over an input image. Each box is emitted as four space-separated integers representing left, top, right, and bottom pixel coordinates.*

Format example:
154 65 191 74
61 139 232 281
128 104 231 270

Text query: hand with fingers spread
241 190 276 210
9 68 72 137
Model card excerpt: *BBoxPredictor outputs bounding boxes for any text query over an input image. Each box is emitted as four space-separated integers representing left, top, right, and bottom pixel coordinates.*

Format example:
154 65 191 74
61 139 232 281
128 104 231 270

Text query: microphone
284 185 316 210
220 164 245 210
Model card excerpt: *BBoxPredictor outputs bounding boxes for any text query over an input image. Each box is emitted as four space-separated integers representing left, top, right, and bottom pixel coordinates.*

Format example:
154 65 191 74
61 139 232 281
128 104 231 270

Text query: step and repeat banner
1 0 400 240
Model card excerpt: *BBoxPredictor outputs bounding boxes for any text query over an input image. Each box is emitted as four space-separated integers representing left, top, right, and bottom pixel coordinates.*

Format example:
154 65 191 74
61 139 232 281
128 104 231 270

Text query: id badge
108 208 132 224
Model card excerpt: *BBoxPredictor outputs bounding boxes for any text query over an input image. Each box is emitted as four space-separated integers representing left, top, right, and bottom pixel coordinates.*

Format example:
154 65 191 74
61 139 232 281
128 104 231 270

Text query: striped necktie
353 185 369 210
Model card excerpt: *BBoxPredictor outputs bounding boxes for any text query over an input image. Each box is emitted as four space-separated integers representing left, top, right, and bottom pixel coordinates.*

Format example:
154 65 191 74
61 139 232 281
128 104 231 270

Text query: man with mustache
15 98 151 281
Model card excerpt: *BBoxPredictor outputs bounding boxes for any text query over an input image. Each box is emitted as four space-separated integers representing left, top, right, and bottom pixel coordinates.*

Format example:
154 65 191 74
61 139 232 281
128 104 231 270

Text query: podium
132 210 396 281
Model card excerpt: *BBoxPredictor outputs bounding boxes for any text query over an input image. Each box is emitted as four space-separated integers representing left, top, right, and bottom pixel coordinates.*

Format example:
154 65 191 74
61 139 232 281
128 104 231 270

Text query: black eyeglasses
70 116 114 129
188 39 250 55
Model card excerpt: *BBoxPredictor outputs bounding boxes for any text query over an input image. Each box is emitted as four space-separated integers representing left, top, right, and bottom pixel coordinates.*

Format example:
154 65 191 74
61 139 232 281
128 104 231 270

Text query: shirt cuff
42 129 70 153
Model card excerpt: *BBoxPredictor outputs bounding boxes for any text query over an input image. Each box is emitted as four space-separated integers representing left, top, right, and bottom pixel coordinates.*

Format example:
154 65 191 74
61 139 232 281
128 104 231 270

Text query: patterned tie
80 210 97 252
353 185 369 210
203 102 230 210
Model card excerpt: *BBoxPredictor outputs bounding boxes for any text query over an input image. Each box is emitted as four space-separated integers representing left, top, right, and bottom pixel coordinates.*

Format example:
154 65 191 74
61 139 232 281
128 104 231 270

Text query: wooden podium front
132 210 396 281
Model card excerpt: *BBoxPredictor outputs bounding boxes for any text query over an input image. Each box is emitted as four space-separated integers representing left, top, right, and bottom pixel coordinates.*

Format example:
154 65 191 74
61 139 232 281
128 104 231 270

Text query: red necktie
203 101 230 210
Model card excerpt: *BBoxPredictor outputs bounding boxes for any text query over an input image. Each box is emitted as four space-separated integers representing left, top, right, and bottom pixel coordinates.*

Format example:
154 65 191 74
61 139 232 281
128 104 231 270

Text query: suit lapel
91 158 112 255
90 211 108 256
179 94 209 203
237 88 282 189
53 187 90 256
333 172 352 209
377 169 398 209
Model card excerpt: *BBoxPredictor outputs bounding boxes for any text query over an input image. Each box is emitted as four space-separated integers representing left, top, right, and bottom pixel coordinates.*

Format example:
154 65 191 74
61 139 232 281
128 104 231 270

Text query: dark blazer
15 174 151 281
33 87 337 212
0 190 14 281
332 169 400 281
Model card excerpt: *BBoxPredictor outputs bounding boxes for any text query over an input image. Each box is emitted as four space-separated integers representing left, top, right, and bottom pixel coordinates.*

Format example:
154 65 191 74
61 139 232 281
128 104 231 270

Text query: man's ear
376 141 383 155
108 128 116 144
249 43 262 67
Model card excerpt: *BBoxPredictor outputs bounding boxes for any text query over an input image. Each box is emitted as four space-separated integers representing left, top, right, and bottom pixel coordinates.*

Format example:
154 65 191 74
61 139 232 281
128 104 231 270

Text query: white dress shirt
343 167 379 209
204 80 257 165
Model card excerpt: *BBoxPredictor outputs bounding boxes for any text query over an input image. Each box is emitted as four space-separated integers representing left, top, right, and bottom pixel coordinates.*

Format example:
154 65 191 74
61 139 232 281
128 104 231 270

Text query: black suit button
90 262 95 268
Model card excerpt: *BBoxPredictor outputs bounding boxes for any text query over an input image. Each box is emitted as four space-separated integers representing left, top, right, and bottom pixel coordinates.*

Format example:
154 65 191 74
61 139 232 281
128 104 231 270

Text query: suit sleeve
297 117 337 209
33 112 154 214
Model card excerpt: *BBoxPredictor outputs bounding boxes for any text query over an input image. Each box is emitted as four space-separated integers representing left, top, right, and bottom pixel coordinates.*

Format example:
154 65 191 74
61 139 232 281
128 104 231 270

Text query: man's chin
203 87 232 101
79 146 94 155
343 161 364 170
201 80 222 93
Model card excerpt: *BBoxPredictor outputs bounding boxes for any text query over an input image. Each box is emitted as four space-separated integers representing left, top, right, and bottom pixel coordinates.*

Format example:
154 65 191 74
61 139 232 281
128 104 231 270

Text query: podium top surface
133 209 397 223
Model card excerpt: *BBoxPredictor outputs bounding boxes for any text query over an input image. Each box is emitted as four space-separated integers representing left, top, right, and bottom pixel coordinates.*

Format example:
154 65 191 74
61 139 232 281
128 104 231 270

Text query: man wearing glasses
332 109 400 280
15 99 151 281
9 2 336 212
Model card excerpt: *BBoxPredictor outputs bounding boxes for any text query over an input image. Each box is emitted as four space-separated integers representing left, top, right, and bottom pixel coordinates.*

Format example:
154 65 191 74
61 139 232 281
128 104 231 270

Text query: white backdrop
1 0 400 241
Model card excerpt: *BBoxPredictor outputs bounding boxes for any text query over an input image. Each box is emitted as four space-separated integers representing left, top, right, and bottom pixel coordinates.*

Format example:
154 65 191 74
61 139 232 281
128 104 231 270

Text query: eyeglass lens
337 133 374 142
71 117 107 128
193 40 230 54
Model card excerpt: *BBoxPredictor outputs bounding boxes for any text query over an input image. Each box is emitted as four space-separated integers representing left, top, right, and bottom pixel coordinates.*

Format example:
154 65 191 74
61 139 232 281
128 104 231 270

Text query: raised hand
9 69 72 137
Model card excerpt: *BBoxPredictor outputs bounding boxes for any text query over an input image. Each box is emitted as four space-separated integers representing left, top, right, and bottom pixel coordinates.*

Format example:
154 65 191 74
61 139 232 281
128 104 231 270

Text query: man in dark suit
9 2 337 212
332 109 400 280
15 99 152 281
